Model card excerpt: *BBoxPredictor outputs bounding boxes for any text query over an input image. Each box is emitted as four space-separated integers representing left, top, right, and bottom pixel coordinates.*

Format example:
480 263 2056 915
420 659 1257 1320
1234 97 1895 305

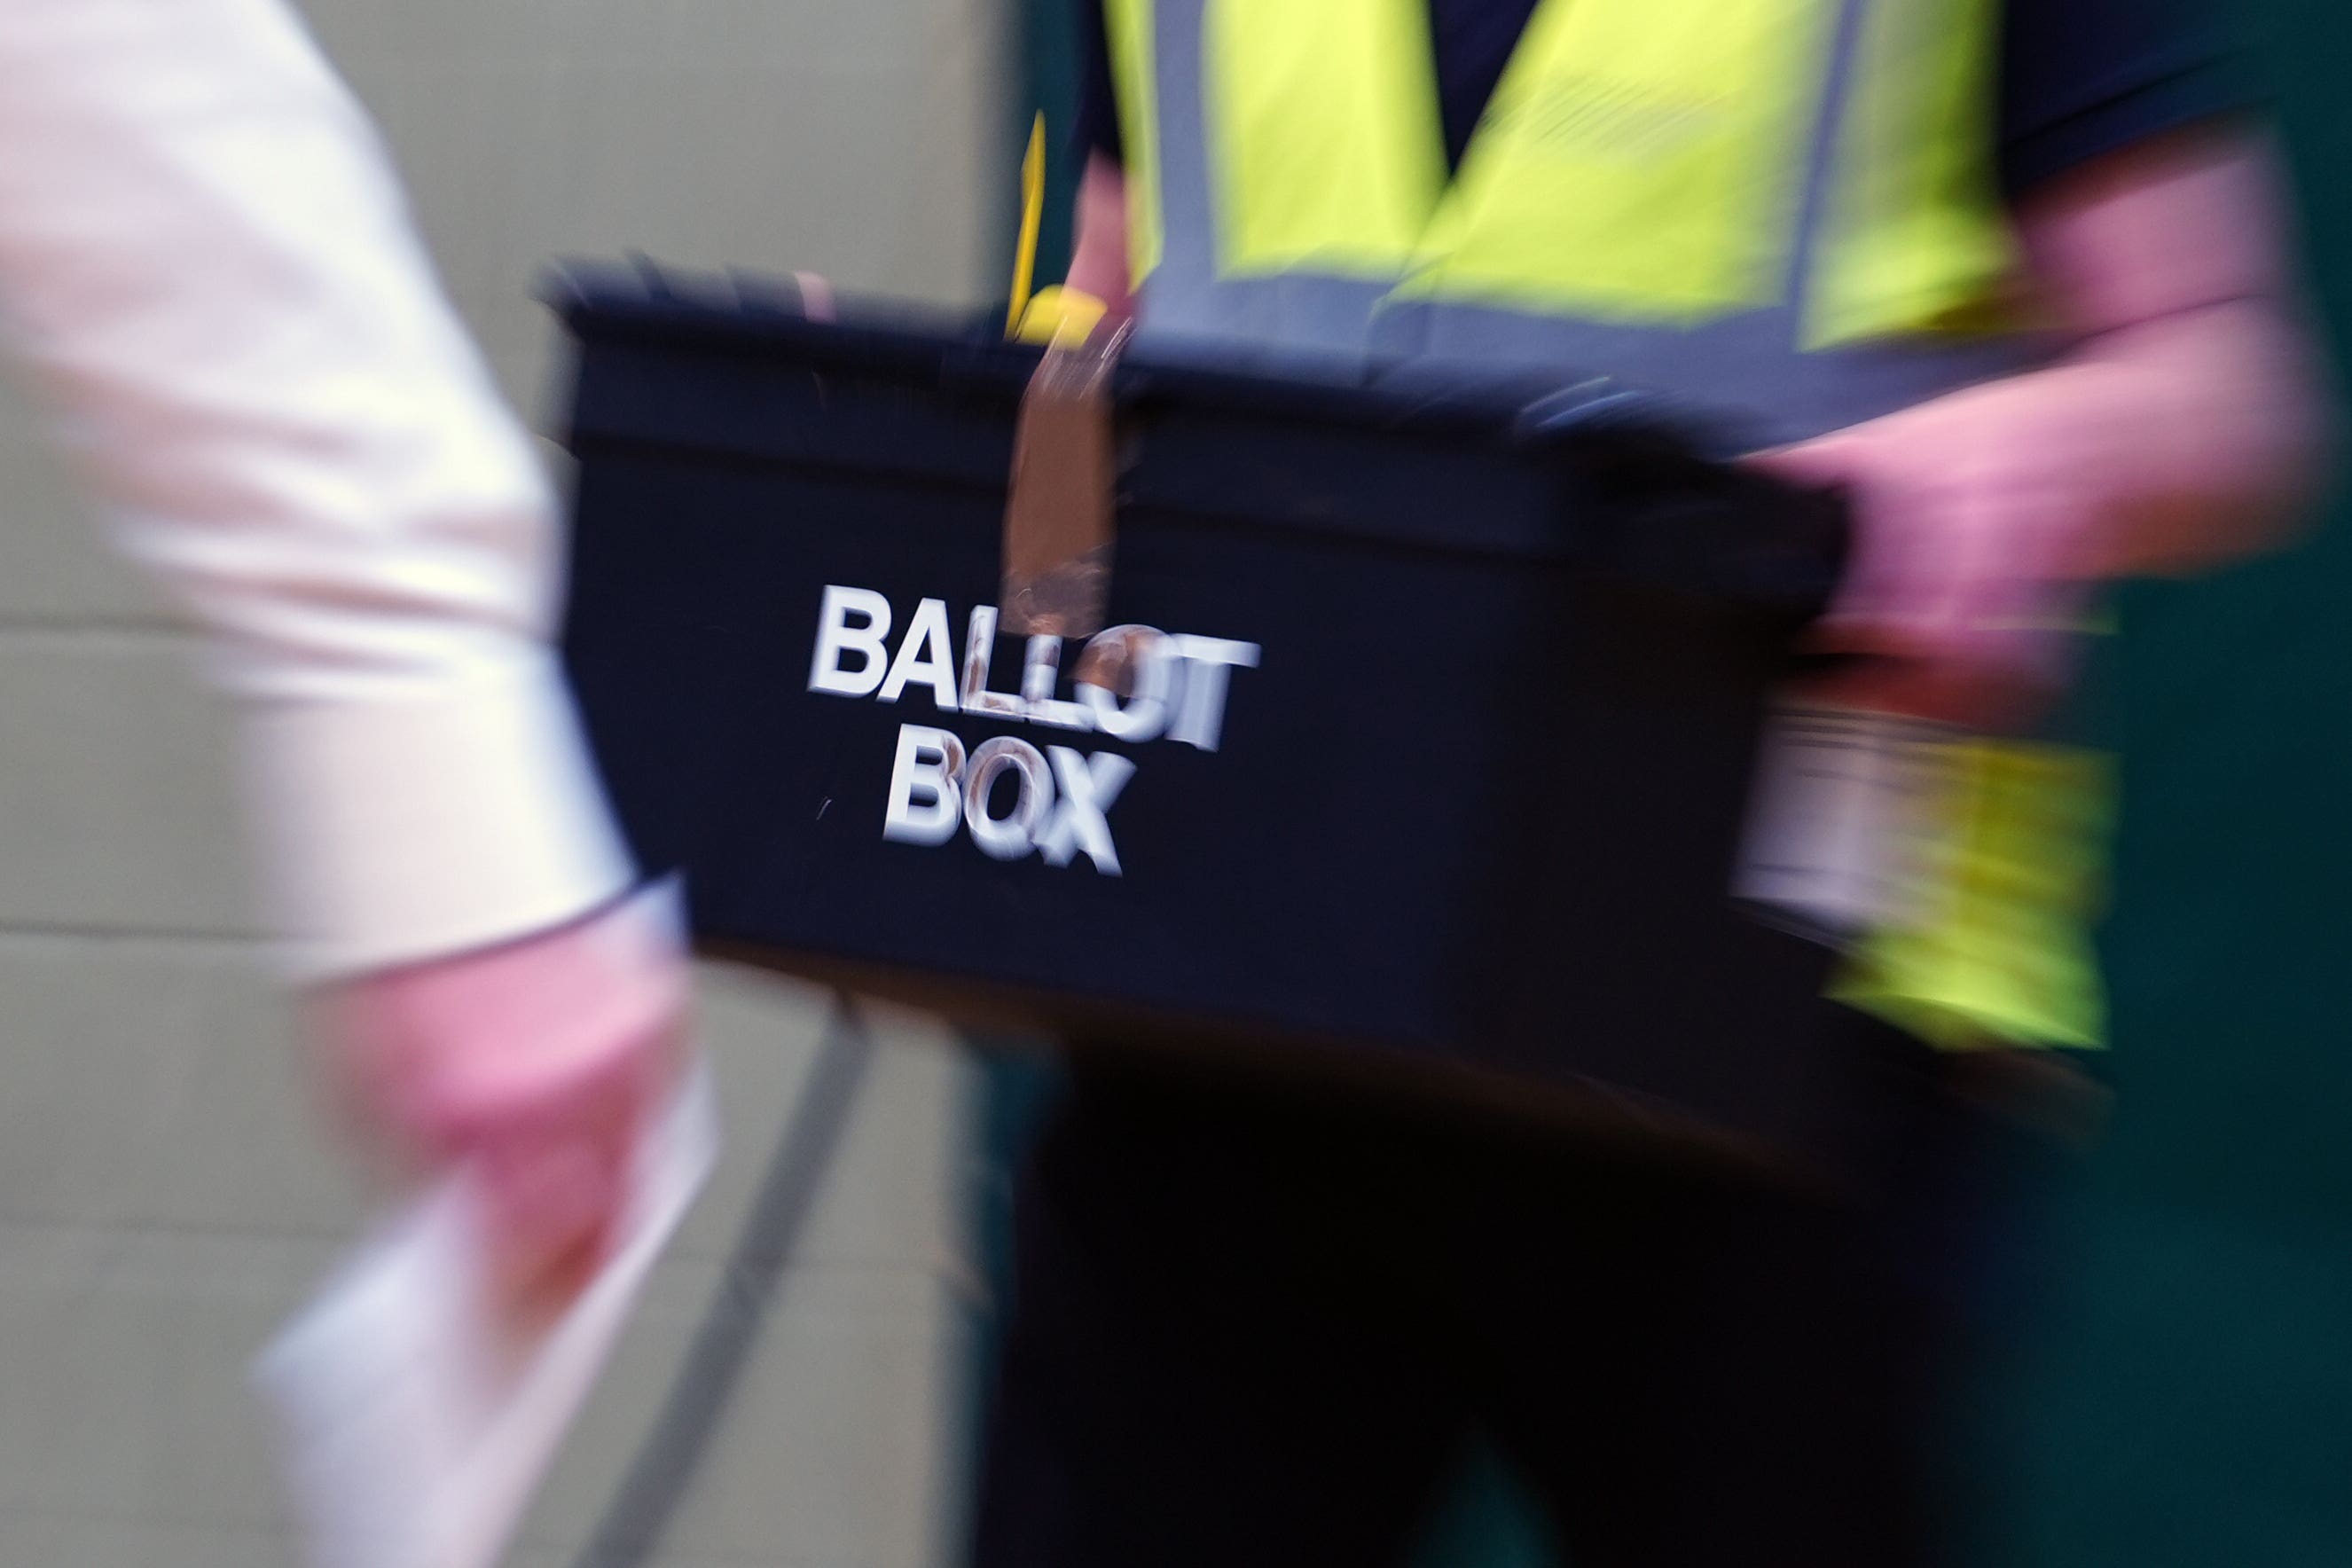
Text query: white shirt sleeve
0 0 636 978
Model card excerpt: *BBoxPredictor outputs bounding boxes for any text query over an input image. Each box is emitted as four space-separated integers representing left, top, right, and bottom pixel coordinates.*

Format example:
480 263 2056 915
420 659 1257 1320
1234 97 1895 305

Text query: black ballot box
549 263 1864 1173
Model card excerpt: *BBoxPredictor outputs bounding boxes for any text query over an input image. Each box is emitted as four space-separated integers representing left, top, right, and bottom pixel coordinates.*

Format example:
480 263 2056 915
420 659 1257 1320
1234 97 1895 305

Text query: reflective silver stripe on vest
1138 0 2048 444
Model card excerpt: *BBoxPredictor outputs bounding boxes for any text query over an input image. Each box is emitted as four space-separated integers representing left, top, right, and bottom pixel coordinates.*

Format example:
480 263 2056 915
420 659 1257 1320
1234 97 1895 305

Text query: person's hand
1065 154 1136 325
1748 368 2116 729
310 889 691 1320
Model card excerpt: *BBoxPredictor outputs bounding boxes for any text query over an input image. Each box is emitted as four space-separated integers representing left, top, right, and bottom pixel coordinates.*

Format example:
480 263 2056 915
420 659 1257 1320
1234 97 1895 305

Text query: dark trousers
969 1014 2068 1568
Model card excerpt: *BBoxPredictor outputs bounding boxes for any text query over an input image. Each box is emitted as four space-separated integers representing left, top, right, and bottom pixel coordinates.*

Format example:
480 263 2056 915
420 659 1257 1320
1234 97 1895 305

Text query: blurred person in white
0 0 686 1310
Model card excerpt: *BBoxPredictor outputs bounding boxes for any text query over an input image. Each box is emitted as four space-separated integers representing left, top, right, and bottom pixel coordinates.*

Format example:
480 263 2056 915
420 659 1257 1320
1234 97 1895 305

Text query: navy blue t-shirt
1074 0 2250 199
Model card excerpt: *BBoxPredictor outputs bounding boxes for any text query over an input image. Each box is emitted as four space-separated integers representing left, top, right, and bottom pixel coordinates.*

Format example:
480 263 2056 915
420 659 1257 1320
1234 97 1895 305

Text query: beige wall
0 3 1015 1564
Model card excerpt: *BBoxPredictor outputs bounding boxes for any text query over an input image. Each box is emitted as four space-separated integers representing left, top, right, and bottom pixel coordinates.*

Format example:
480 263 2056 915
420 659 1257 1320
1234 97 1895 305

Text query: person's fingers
471 1054 639 1220
1753 392 2107 730
1792 655 1958 723
416 1000 681 1150
1811 465 1925 650
1745 430 1924 643
1789 478 2011 725
1804 601 2074 728
319 889 687 1108
465 1023 672 1319
1782 433 2050 717
476 1120 631 1317
1914 482 2089 725
481 1138 620 1269
303 893 696 1329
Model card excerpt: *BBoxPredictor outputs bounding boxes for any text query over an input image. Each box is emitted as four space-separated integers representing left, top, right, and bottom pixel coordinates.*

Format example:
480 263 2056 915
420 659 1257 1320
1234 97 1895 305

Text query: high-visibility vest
1100 0 2110 1050
1103 0 2043 443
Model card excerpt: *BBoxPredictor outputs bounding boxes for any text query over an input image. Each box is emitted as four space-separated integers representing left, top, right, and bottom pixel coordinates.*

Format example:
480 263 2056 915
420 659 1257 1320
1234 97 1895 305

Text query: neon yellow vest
1102 0 2040 433
1098 0 2110 1050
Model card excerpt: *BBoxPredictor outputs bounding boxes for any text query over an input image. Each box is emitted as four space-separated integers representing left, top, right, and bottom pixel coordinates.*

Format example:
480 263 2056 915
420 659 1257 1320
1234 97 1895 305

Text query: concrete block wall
0 3 1015 1564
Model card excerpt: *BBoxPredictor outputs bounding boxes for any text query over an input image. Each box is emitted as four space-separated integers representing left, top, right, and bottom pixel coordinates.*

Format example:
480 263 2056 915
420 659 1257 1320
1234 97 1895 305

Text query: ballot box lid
543 262 1838 606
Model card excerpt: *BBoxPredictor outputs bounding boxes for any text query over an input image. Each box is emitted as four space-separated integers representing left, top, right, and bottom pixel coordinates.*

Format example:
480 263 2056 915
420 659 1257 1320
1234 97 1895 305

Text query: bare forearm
1066 155 1135 319
1986 297 2329 577
2020 129 2334 576
1752 129 2332 724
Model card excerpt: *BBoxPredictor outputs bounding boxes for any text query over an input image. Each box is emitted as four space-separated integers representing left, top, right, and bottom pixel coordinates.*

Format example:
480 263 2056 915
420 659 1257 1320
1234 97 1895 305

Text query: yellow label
1833 741 2114 1050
